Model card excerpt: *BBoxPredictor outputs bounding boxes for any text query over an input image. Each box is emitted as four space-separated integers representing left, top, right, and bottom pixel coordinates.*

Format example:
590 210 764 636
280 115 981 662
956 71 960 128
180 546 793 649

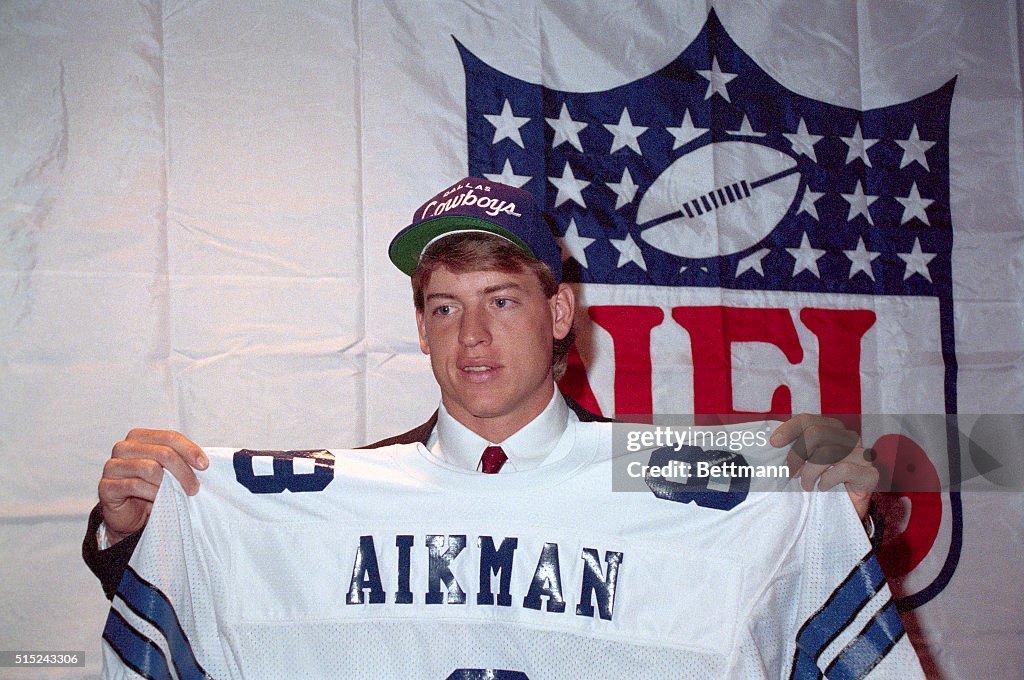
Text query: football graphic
637 141 801 259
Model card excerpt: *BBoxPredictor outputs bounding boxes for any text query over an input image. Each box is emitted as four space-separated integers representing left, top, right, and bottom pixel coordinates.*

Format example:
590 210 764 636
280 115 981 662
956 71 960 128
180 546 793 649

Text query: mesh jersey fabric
100 421 924 679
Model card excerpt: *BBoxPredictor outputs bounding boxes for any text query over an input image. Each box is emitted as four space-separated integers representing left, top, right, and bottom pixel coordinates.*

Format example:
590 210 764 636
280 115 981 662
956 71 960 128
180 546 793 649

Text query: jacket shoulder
564 394 614 423
360 411 438 448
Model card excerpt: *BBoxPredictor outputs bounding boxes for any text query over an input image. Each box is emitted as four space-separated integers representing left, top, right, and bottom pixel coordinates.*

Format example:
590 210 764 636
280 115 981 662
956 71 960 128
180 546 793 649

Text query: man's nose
458 306 492 347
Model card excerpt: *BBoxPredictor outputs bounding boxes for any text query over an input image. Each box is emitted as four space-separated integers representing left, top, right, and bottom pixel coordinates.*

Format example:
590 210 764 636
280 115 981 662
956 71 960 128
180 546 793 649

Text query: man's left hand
770 414 879 520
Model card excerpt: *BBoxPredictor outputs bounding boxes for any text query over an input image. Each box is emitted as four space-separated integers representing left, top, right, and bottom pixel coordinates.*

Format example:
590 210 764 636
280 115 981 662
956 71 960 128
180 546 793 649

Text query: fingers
817 459 880 494
775 414 881 522
97 473 162 539
98 474 162 508
771 414 859 466
785 449 808 481
787 454 830 492
111 429 206 495
787 447 879 490
125 428 208 470
97 428 205 544
787 445 880 520
826 460 877 521
771 414 848 446
102 456 166 489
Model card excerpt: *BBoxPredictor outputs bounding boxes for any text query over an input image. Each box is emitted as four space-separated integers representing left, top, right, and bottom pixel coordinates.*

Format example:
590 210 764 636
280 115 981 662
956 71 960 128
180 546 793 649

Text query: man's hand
770 414 879 520
97 429 207 546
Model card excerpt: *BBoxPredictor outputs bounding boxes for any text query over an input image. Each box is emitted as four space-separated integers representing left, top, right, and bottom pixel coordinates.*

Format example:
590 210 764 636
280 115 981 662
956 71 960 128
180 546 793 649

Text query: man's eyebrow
481 282 524 295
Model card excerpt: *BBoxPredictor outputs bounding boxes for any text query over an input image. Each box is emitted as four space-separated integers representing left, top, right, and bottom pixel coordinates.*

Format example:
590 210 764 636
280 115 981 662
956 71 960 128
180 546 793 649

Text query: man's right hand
98 429 208 546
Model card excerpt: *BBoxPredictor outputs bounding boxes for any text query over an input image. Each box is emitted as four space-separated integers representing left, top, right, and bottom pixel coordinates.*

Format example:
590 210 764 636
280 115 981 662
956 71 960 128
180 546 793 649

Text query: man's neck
443 382 556 443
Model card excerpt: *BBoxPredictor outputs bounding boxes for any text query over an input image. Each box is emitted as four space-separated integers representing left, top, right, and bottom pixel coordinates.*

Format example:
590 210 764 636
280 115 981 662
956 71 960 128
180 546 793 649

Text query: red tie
480 445 508 474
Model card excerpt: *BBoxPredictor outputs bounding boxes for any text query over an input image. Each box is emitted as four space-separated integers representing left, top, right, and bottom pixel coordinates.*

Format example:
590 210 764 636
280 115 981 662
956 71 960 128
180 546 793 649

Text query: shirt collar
429 389 572 472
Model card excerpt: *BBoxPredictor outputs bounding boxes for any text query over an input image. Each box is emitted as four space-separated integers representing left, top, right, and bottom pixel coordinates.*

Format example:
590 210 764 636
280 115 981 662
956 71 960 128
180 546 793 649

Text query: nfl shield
460 10 960 611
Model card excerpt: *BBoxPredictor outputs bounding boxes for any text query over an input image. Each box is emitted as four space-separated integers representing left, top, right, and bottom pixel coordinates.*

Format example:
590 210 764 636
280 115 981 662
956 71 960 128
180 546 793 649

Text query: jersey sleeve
99 473 225 680
782 491 925 680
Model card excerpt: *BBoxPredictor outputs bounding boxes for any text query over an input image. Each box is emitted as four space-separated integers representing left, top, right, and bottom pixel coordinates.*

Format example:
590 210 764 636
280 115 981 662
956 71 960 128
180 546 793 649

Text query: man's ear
550 283 575 340
415 309 430 354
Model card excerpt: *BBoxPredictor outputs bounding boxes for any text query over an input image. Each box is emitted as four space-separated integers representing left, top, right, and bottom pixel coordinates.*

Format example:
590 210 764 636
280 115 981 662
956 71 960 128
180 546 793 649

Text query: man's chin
463 401 512 421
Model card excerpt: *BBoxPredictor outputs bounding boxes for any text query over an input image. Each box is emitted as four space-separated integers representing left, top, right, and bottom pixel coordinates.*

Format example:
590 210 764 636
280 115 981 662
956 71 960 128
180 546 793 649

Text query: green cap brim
388 216 535 276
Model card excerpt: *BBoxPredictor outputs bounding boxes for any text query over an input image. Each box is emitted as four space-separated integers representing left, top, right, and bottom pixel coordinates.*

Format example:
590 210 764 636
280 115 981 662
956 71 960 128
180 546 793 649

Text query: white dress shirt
426 389 578 472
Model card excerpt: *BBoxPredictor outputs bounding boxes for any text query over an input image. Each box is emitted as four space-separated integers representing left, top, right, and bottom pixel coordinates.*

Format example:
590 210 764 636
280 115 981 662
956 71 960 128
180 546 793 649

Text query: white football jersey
100 421 924 679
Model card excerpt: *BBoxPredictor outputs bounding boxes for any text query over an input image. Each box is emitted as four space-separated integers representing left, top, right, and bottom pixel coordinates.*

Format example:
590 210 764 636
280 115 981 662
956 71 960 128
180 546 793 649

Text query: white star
610 233 647 271
666 110 708 149
606 167 639 209
844 237 881 281
484 99 531 148
783 119 823 162
797 185 825 220
696 57 738 102
680 265 711 274
483 159 531 188
841 180 879 224
786 233 827 278
558 218 596 269
546 102 587 152
841 122 878 166
604 108 648 154
899 238 936 282
895 182 934 226
895 124 934 170
735 115 766 138
548 161 590 208
736 248 771 277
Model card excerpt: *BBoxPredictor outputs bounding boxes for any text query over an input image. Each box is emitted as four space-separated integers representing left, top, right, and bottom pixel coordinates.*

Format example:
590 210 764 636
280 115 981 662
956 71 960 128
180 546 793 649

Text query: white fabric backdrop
1 1 1022 678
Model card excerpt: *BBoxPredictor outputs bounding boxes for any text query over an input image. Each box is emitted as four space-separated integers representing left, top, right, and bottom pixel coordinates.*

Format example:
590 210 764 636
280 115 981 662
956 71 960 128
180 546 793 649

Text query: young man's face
416 265 574 442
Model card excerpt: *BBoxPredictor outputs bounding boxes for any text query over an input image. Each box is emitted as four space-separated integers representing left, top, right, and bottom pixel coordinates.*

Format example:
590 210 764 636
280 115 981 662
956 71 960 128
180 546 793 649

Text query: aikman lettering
420 187 523 220
346 534 623 621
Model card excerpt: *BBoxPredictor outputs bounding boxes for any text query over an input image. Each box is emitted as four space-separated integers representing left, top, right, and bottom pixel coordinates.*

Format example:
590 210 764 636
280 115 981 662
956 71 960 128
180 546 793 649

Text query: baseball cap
388 177 563 282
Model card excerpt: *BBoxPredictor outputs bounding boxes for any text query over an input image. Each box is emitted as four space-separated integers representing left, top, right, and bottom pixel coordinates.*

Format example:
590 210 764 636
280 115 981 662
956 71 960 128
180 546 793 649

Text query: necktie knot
480 445 508 474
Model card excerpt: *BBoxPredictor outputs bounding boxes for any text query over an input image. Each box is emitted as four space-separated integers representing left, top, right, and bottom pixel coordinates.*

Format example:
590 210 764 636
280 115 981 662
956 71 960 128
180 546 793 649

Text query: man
95 178 921 678
84 177 881 598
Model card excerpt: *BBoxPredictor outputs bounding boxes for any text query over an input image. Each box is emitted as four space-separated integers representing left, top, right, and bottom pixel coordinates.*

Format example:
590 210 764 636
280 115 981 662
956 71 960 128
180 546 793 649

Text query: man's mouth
459 361 501 380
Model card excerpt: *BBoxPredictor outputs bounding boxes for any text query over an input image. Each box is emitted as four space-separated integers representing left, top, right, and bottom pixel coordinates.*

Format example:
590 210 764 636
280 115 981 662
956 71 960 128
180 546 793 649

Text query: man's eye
494 298 511 309
434 304 452 316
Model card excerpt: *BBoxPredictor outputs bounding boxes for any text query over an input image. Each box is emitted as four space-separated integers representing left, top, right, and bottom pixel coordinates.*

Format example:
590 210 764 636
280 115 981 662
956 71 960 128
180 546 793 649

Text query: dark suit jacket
83 395 609 599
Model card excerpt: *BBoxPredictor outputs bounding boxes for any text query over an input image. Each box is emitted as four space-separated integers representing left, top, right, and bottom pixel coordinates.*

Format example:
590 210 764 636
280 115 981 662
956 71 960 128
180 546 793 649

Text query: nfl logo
459 10 960 610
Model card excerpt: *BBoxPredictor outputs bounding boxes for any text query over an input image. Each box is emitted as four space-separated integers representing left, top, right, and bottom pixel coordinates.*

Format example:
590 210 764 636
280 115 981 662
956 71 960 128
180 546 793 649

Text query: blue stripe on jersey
788 552 887 679
825 599 906 680
102 608 173 680
116 566 209 680
788 648 823 680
